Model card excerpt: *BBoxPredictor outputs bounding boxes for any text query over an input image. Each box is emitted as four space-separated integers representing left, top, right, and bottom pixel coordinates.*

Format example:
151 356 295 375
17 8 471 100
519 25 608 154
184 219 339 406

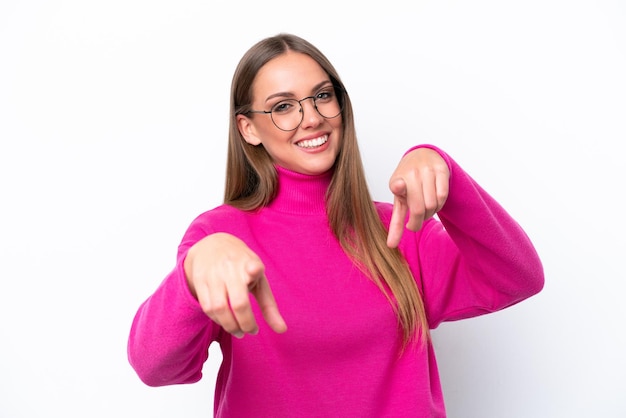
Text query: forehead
252 52 330 98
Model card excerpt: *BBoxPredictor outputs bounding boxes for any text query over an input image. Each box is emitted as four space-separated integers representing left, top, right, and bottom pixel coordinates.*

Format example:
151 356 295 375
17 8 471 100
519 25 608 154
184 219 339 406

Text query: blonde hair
226 33 428 347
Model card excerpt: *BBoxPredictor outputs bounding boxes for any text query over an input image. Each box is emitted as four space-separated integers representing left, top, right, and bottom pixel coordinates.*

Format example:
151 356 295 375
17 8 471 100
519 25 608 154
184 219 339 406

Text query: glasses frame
244 85 344 132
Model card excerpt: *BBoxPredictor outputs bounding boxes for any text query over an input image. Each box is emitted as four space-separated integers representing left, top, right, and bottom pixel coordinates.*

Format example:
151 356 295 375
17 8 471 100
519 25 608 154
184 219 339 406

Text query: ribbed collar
267 165 333 215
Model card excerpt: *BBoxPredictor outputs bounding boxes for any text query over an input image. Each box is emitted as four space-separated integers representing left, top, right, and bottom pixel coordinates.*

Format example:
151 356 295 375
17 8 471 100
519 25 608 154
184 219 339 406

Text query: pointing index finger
387 178 408 248
251 275 288 333
245 261 287 334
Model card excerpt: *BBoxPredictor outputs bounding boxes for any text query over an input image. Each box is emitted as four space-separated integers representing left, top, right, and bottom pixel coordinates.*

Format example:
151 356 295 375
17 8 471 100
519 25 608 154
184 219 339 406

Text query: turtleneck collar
267 165 333 216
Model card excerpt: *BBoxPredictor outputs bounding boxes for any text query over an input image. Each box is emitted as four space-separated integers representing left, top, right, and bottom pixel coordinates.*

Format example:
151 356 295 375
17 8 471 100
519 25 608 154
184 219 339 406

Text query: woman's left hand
387 147 450 248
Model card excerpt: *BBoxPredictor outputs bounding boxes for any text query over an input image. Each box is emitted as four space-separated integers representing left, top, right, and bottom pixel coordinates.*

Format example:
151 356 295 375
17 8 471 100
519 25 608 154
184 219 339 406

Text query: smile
296 135 328 149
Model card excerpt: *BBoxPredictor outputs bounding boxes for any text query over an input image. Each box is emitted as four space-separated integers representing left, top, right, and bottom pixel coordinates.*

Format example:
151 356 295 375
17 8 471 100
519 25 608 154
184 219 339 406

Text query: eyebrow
264 80 333 104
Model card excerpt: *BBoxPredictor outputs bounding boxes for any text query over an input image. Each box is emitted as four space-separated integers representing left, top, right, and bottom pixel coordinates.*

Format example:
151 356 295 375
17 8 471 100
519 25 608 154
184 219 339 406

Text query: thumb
389 177 407 197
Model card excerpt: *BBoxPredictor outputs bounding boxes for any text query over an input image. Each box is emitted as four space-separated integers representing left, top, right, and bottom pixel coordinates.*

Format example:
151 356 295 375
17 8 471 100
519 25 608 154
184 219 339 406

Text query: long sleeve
127 154 543 417
390 145 544 328
127 226 220 387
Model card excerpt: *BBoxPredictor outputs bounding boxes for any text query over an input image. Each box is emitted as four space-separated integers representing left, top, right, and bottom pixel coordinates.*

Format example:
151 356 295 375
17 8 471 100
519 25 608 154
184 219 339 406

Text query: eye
315 88 335 102
271 100 297 114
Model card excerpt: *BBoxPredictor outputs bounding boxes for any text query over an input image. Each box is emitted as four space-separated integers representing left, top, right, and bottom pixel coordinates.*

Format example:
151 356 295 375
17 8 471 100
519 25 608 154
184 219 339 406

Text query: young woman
128 33 544 417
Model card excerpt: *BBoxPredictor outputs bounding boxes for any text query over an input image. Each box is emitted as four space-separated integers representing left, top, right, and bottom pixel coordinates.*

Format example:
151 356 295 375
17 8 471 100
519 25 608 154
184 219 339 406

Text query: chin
303 160 336 175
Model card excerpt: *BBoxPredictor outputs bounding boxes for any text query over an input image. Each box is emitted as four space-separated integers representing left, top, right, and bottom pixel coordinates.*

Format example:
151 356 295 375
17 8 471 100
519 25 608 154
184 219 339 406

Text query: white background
1 1 624 417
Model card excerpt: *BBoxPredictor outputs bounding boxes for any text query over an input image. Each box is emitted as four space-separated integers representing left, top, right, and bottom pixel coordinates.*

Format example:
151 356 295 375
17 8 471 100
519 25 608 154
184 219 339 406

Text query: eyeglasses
245 85 343 131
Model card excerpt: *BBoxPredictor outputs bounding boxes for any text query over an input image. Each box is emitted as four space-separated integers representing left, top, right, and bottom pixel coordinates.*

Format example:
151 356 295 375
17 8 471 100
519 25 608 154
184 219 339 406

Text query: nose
299 97 323 129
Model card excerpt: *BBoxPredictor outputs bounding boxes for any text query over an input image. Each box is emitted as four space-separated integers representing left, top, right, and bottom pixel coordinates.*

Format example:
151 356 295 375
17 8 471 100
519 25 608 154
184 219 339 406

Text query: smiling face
236 51 343 176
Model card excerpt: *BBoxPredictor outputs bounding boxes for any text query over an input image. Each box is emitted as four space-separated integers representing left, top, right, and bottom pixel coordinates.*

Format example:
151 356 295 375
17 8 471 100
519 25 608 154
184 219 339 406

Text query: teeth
297 135 328 149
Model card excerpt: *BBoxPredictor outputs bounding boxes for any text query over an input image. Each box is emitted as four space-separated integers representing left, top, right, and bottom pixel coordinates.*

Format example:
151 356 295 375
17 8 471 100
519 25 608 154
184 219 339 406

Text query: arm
391 145 544 327
127 258 216 387
127 216 286 387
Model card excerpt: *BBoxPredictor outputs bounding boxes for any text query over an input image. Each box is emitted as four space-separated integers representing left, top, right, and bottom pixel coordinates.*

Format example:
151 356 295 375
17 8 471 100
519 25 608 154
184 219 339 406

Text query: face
237 52 343 175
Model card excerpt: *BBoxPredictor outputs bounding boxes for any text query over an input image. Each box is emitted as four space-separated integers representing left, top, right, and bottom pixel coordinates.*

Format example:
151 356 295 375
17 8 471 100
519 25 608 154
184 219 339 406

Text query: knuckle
249 258 265 273
206 301 229 317
409 206 426 218
229 299 249 315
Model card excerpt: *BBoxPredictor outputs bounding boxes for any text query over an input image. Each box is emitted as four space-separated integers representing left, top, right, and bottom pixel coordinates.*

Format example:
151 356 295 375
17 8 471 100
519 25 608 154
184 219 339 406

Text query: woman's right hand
183 233 287 338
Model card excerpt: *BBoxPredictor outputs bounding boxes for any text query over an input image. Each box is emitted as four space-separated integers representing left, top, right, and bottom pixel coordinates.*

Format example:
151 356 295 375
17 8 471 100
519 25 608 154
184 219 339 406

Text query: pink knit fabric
128 145 544 417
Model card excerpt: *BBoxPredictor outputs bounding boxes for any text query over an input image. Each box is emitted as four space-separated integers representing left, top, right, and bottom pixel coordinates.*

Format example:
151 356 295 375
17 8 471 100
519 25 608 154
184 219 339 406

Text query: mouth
296 134 328 149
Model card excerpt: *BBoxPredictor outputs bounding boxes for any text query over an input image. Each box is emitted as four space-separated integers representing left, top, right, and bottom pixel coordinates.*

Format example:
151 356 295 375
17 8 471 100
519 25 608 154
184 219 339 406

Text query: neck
267 165 333 215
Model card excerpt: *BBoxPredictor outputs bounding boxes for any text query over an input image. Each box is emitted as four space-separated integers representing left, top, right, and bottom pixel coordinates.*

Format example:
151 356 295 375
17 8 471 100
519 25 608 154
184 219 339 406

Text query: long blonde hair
226 33 428 347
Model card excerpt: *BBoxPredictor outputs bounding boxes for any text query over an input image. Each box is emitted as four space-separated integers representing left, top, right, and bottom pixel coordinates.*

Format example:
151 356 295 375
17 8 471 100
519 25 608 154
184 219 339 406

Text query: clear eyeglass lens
270 90 342 131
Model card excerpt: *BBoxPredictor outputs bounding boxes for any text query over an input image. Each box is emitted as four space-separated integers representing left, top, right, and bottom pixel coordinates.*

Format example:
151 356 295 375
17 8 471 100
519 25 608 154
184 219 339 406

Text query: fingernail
233 332 244 339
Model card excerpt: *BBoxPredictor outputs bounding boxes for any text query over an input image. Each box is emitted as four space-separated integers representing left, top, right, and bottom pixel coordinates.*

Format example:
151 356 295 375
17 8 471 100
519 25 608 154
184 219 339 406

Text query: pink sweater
128 146 544 417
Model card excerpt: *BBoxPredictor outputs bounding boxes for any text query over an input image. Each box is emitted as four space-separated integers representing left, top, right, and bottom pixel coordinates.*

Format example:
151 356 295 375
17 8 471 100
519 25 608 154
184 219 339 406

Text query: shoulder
185 204 256 236
177 204 250 254
192 204 246 224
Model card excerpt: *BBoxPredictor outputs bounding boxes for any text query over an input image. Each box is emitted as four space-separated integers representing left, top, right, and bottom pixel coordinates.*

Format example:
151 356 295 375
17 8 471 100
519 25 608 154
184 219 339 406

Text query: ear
237 114 262 146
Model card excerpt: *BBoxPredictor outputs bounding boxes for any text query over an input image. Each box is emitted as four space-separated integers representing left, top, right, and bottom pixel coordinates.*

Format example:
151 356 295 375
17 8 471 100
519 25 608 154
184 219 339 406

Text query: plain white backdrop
1 1 624 417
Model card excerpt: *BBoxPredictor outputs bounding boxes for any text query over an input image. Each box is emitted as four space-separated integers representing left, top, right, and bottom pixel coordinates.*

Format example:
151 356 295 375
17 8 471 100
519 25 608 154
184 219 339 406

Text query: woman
128 33 544 417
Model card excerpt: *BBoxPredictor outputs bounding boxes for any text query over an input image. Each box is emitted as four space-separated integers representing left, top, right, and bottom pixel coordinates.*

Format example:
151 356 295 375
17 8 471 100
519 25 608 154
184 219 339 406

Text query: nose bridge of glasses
298 95 319 112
